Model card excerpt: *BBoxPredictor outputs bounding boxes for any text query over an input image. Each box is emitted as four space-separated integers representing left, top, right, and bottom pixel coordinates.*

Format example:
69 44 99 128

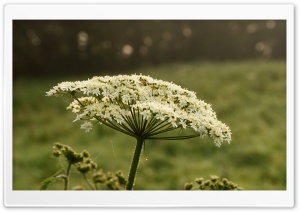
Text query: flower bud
82 150 90 158
195 177 204 185
92 170 106 184
54 142 63 150
77 163 90 174
184 182 193 190
52 150 61 157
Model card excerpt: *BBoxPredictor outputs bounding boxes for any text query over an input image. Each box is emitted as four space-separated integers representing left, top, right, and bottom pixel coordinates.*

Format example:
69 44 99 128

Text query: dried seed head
82 150 90 158
76 163 90 174
184 182 193 190
195 177 204 185
52 150 61 157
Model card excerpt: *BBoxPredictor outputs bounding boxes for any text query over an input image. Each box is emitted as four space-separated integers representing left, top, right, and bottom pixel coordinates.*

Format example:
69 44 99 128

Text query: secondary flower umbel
46 74 231 147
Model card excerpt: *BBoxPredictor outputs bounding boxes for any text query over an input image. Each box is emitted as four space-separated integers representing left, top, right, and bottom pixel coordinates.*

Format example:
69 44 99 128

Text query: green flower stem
147 134 200 140
129 108 139 130
126 137 145 190
146 125 178 137
64 162 72 190
142 119 168 136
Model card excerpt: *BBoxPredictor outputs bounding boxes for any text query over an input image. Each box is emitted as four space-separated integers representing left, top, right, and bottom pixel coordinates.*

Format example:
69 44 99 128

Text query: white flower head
47 74 231 146
80 121 93 133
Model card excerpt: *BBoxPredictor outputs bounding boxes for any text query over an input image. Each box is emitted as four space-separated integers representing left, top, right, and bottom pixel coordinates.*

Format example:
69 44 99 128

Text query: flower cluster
47 74 231 146
184 175 243 190
93 170 127 190
42 142 128 190
52 142 97 173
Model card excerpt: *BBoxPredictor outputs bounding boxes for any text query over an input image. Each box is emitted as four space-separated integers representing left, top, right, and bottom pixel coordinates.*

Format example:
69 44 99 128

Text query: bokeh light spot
122 44 134 57
266 20 276 29
26 29 41 46
182 26 192 37
246 24 257 34
77 31 89 51
255 42 265 52
143 36 153 46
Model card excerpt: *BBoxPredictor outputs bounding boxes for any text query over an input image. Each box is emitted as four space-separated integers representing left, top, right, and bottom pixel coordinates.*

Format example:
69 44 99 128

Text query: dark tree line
13 20 286 78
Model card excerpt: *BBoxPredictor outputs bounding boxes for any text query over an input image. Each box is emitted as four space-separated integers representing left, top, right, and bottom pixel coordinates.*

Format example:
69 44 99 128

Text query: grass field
13 60 286 190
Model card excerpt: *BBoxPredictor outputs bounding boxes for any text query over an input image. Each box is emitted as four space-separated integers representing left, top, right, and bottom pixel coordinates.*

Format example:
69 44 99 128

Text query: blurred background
13 20 286 190
13 20 286 78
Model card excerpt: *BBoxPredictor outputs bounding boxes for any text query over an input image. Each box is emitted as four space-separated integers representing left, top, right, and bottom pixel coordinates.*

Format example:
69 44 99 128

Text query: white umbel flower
47 74 231 146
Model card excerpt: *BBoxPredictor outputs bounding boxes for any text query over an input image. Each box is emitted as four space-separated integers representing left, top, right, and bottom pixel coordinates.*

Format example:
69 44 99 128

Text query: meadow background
13 20 286 190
